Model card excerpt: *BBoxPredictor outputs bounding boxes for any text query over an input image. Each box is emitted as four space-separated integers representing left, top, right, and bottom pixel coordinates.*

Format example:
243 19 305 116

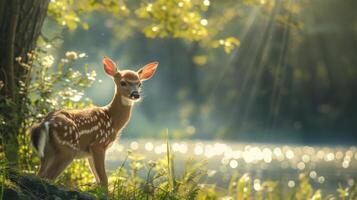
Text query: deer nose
130 91 140 99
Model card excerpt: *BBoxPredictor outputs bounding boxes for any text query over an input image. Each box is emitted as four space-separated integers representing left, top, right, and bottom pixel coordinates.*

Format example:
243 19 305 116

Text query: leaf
82 23 89 30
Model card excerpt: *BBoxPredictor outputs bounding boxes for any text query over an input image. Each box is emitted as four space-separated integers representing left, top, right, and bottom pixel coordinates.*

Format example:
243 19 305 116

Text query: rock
3 188 30 200
2 170 95 200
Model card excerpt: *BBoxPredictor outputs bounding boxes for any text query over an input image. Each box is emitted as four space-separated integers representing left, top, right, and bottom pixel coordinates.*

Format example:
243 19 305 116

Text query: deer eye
120 81 127 87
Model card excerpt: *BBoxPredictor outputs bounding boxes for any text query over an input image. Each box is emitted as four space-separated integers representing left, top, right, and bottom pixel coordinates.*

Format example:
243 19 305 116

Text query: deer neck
106 86 134 131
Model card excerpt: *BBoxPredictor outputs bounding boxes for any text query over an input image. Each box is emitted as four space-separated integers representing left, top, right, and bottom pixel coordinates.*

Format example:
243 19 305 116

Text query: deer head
103 57 158 106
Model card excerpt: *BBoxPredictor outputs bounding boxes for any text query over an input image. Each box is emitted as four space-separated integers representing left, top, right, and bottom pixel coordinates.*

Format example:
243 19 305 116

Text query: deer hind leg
37 152 54 177
37 160 48 177
41 137 76 180
42 151 75 180
41 127 77 180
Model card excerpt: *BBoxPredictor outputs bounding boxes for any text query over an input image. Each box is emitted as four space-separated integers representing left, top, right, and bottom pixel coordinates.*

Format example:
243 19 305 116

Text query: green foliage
136 0 208 40
46 0 239 54
0 91 22 163
17 132 35 172
293 174 314 200
24 49 95 116
47 0 129 30
0 138 6 200
337 183 357 200
13 43 97 172
56 160 95 191
211 37 240 53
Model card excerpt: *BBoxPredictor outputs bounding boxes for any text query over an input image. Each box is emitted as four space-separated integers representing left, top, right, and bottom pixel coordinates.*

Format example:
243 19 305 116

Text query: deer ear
138 62 159 81
103 56 117 76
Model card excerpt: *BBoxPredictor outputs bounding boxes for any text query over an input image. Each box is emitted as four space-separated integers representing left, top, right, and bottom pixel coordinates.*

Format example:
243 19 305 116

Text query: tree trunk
0 0 50 165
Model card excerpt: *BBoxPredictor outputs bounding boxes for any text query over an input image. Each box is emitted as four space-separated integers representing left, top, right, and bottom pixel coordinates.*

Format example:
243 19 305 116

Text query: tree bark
0 0 50 164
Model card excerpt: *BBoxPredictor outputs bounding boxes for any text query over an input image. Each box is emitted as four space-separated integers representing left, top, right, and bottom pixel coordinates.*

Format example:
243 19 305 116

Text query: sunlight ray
242 0 285 124
267 0 294 132
226 0 284 131
207 6 261 102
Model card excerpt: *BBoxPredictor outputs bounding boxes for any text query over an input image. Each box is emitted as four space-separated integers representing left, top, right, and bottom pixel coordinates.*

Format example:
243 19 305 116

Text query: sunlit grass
2 137 357 199
109 140 357 171
99 139 357 199
54 139 357 199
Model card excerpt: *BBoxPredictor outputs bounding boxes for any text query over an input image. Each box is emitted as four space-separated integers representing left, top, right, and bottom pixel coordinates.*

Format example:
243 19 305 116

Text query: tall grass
96 134 209 200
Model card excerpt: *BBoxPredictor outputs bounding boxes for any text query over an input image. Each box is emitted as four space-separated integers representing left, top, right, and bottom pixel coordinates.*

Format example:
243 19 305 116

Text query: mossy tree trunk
0 0 50 165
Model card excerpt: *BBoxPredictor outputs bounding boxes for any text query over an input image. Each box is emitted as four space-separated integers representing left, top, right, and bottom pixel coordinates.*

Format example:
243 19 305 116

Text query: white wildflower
15 56 22 62
42 55 54 68
60 58 69 64
79 53 86 58
65 51 78 60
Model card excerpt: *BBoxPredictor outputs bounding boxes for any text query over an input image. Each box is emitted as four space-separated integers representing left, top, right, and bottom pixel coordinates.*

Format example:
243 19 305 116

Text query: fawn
29 57 158 186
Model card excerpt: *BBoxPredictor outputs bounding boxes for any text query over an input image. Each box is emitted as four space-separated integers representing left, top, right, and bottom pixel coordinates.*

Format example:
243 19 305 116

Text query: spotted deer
28 57 158 186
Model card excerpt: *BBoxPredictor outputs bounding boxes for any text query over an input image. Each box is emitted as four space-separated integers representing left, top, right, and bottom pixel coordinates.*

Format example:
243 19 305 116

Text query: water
106 139 357 191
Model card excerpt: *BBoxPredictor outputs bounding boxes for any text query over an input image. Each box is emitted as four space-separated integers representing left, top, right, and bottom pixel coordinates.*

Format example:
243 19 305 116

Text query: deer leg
90 147 108 186
88 157 100 183
37 145 57 177
42 152 75 180
37 154 53 177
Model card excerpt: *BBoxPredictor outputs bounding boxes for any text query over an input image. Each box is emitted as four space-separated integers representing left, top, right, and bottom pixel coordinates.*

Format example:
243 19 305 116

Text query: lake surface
106 139 357 191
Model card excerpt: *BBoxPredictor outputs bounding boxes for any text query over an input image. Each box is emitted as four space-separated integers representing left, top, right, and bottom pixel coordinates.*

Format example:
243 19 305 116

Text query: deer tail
29 121 49 157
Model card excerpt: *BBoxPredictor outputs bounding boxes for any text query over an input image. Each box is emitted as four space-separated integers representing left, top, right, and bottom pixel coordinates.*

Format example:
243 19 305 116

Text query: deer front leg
89 146 108 186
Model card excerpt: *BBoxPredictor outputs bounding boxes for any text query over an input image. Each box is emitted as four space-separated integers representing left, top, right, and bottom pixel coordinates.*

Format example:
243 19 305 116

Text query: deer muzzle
130 91 140 99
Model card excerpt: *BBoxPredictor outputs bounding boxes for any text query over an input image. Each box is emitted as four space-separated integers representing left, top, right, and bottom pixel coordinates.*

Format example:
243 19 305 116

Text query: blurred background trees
47 0 356 144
